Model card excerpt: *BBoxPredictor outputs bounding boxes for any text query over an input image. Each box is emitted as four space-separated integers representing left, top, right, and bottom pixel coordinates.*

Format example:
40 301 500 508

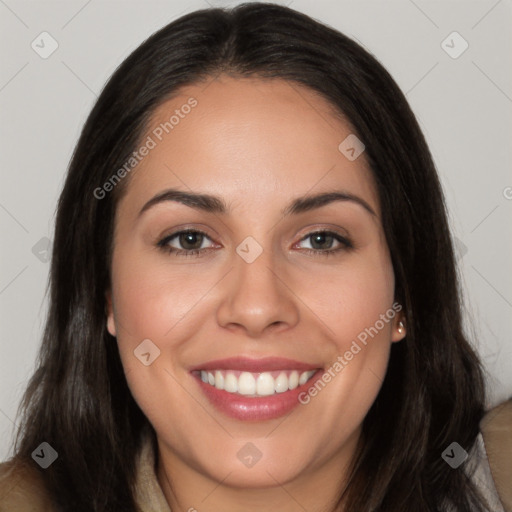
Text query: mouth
193 368 317 397
190 357 323 421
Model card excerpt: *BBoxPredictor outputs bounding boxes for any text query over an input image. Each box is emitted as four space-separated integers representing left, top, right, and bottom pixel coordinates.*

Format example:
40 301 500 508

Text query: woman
0 3 509 511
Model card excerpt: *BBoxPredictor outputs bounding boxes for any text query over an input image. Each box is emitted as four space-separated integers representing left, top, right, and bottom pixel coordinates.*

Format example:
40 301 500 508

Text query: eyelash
156 229 354 258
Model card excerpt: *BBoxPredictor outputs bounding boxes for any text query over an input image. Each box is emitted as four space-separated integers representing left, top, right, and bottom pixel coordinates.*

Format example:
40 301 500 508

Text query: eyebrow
138 188 377 218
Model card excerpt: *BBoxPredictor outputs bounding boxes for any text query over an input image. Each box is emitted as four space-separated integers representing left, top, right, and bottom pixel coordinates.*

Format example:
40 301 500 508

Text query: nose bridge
235 239 279 293
215 236 299 335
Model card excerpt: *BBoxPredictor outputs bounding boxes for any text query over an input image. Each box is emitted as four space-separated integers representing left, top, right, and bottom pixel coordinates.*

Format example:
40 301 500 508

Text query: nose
216 244 300 337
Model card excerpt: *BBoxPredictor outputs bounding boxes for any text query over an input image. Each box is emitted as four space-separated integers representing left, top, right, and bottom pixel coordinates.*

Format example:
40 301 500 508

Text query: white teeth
275 372 289 393
299 370 310 386
199 369 316 397
224 373 238 393
288 370 299 390
238 372 256 395
214 370 224 390
256 372 275 396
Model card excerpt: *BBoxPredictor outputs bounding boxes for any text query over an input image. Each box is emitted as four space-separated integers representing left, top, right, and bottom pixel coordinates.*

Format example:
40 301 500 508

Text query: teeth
199 369 316 397
238 372 256 395
256 372 275 396
289 370 299 390
275 372 289 393
224 373 238 393
299 370 310 385
214 370 224 390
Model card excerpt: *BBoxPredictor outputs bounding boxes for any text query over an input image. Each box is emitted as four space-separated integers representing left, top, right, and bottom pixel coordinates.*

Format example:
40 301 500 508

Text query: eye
157 229 217 257
295 230 353 256
156 228 353 258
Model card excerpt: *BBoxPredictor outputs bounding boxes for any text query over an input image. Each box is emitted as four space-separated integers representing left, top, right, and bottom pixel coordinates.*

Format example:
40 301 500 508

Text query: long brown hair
12 3 488 510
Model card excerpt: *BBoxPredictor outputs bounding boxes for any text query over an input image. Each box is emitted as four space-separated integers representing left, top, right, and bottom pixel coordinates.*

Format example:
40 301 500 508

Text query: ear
391 311 406 343
105 289 116 337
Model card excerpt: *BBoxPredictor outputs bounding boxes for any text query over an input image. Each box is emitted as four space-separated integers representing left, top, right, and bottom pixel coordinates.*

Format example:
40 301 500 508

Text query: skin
106 75 406 512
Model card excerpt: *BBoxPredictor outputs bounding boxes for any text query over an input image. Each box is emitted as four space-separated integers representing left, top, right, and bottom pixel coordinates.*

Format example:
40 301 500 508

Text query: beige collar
133 433 172 512
480 398 512 512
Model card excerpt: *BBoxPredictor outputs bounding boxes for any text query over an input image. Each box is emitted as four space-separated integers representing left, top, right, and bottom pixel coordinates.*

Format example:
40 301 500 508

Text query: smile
190 357 324 421
197 369 317 397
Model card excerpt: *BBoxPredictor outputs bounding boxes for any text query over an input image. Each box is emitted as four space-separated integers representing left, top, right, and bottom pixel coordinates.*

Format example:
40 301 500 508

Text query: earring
397 320 405 334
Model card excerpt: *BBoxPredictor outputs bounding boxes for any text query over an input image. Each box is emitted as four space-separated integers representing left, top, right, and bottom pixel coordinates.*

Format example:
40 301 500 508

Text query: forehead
118 75 379 219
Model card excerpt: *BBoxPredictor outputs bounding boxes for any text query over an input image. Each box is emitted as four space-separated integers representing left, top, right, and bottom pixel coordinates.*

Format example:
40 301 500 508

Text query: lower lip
192 370 323 421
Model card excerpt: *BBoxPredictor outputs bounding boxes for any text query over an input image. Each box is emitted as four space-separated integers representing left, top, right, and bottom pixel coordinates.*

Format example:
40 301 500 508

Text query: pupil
312 233 332 249
181 232 202 250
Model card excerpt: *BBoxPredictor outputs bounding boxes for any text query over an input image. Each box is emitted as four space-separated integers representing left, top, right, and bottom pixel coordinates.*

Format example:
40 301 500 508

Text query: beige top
132 436 171 511
1 400 510 511
0 434 172 512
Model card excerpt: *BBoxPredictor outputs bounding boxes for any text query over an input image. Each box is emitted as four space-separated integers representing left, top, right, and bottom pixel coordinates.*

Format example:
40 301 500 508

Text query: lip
190 357 323 421
189 356 320 373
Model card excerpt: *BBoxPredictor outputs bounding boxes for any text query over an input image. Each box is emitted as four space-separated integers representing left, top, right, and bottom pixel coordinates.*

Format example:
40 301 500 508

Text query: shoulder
0 458 55 512
479 397 512 512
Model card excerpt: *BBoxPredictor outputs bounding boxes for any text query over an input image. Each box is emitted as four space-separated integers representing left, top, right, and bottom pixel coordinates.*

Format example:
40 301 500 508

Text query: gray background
1 0 511 461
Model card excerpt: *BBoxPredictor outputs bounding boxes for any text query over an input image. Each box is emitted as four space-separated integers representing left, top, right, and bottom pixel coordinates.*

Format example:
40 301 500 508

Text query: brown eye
176 232 205 250
296 230 353 256
309 232 335 250
157 229 215 257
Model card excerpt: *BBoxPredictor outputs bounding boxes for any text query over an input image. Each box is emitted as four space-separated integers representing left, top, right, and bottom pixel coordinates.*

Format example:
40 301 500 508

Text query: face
106 75 405 496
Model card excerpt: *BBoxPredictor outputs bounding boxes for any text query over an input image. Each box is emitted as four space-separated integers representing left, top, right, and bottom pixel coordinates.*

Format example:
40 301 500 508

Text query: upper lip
189 356 322 373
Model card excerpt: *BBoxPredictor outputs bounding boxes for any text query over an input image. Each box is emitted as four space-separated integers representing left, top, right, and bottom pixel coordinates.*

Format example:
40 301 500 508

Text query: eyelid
293 229 353 251
156 226 350 245
292 223 351 243
157 228 217 249
157 223 217 242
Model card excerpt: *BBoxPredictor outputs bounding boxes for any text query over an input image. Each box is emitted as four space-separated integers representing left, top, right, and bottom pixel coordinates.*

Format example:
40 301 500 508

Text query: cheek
297 248 395 346
295 247 395 411
111 247 212 343
293 291 395 462
108 243 230 416
109 264 197 433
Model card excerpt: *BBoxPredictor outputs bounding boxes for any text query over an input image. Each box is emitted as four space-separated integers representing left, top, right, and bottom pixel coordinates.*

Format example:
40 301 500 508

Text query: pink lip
189 357 323 421
189 356 320 373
